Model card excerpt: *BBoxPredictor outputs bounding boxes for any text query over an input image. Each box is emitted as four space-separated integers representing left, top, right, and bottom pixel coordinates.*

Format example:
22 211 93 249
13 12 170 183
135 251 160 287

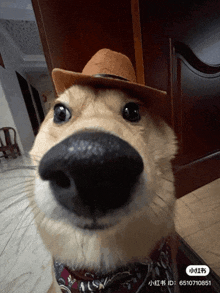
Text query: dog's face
30 85 177 273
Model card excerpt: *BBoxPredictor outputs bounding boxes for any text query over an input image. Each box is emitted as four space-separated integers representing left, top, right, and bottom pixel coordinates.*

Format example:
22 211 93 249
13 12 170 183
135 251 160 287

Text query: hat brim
53 68 166 97
52 68 170 122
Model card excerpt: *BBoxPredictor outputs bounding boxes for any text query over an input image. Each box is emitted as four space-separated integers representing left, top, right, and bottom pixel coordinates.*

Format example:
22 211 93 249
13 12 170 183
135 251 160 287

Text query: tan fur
29 85 177 291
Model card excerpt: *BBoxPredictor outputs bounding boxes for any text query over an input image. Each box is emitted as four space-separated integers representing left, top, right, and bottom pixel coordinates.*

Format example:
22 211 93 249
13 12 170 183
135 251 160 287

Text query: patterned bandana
54 239 175 293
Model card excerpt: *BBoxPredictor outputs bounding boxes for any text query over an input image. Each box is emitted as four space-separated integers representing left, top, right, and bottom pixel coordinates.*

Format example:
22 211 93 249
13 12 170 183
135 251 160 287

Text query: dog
2 49 178 293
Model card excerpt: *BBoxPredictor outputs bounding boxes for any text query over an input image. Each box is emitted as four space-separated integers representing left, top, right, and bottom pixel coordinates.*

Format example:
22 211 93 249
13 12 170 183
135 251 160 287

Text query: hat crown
52 48 166 106
82 49 137 83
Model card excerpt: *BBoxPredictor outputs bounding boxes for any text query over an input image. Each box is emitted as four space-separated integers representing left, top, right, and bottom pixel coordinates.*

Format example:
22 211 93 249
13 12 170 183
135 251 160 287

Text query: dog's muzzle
39 131 143 219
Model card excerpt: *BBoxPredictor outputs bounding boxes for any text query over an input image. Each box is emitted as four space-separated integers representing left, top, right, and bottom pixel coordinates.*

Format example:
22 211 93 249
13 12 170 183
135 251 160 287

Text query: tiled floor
175 177 220 276
0 157 53 293
1 156 219 293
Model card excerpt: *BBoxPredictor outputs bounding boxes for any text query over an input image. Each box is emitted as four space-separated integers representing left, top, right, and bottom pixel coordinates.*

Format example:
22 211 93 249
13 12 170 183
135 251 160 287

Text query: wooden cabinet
139 0 220 197
170 41 220 161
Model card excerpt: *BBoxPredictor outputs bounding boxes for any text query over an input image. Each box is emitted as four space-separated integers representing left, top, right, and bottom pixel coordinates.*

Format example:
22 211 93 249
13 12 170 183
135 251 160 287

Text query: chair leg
11 147 17 159
3 151 8 159
16 146 21 156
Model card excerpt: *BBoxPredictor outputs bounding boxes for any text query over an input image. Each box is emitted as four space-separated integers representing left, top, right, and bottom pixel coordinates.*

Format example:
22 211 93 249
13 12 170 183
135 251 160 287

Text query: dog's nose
39 131 143 218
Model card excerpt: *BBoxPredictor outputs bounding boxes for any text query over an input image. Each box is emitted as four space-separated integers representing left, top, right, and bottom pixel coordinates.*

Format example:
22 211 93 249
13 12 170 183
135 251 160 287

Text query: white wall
0 68 35 153
0 78 24 153
0 30 35 153
0 0 35 21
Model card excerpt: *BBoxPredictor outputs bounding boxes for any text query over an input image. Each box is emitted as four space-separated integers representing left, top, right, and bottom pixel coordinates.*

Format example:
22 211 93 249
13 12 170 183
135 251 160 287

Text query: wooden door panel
32 0 135 74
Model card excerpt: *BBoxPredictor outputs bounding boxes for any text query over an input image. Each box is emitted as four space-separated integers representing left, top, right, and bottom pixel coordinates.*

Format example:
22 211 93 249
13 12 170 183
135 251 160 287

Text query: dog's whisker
158 176 174 183
1 177 35 183
0 197 30 215
0 166 36 174
15 207 41 255
0 185 35 211
0 195 27 211
154 192 172 206
0 203 31 257
149 204 161 219
150 198 171 217
1 181 34 195
0 179 35 192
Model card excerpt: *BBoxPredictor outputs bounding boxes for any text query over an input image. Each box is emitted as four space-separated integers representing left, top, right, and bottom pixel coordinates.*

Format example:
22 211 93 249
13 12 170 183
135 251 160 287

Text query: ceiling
1 0 220 93
0 19 43 55
0 0 53 93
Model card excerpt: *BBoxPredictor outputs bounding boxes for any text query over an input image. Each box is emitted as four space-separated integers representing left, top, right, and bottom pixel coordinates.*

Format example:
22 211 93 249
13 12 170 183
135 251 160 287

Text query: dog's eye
54 103 71 124
122 102 140 122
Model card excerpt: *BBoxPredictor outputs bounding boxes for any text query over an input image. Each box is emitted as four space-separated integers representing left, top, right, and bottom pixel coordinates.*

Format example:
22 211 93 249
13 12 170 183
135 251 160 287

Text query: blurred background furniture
0 127 21 159
167 40 220 198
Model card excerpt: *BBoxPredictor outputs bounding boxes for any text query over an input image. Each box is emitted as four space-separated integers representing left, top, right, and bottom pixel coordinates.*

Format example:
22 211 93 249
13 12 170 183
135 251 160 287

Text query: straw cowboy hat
52 48 167 105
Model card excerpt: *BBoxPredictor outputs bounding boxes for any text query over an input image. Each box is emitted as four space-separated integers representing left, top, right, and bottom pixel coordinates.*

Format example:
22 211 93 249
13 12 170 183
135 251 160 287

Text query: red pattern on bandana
54 238 175 293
